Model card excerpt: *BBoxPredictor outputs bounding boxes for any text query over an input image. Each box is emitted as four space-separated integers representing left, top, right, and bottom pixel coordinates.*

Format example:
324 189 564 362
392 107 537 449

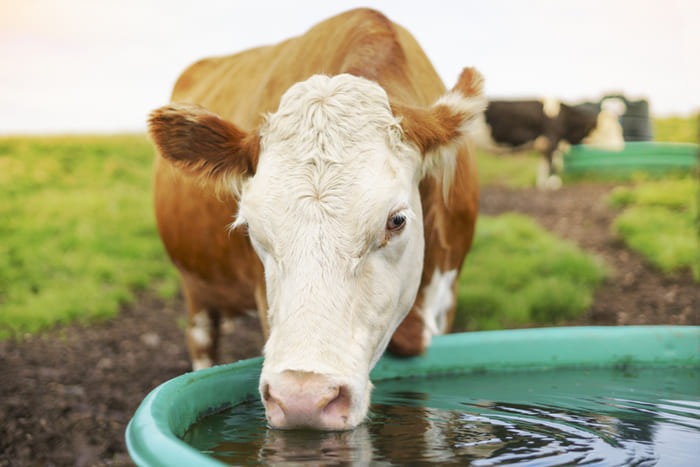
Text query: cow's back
170 9 446 126
154 8 478 348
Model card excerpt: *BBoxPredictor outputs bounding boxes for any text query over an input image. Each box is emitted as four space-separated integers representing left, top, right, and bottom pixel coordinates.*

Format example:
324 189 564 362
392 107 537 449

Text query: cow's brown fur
153 8 479 363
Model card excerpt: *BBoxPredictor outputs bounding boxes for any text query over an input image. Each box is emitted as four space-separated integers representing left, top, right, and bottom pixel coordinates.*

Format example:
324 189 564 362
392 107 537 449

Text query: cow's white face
236 75 425 429
148 69 485 431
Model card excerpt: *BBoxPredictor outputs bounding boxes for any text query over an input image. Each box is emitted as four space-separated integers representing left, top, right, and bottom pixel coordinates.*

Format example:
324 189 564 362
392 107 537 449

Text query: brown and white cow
148 8 485 430
472 99 624 188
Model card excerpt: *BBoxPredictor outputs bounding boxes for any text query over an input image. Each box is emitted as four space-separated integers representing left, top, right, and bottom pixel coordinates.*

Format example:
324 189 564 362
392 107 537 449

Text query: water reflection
209 424 375 466
184 368 700 465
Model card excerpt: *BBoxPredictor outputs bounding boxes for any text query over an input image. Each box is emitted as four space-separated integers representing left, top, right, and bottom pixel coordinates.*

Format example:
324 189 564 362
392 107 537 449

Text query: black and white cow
472 99 624 188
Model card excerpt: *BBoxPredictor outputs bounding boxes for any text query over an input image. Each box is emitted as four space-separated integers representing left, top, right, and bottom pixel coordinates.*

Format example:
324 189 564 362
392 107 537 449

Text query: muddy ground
1 183 698 466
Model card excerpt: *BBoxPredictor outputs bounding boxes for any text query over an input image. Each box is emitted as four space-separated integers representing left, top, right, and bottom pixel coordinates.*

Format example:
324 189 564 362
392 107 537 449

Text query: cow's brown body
154 8 479 364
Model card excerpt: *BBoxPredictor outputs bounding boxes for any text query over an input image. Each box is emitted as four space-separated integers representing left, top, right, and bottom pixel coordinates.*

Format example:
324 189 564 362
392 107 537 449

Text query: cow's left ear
392 67 486 184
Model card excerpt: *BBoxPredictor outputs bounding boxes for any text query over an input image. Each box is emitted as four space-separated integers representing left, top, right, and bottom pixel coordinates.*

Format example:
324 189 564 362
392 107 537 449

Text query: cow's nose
261 370 352 430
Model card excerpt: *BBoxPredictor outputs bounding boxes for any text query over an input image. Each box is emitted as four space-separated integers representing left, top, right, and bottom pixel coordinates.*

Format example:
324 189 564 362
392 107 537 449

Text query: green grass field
654 115 697 143
454 214 608 331
475 149 540 188
608 177 699 281
607 116 698 281
0 135 178 339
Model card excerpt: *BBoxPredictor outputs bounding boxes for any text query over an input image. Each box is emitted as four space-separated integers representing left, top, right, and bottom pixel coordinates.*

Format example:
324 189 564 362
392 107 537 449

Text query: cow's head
148 69 485 431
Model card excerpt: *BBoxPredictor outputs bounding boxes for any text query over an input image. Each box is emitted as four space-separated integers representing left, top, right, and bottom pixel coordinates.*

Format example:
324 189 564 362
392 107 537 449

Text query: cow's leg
187 309 221 370
387 308 425 356
183 287 221 370
535 138 562 190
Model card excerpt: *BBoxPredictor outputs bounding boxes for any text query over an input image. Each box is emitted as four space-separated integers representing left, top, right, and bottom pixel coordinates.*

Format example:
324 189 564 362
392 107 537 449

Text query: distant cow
148 8 485 430
472 99 624 188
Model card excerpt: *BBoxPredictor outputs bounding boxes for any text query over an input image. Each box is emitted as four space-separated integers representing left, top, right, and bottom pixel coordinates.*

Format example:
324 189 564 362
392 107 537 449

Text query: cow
148 8 485 430
471 98 624 189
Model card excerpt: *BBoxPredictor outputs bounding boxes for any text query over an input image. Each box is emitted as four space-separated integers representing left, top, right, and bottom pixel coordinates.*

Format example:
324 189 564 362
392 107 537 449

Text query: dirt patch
0 297 263 466
1 184 698 466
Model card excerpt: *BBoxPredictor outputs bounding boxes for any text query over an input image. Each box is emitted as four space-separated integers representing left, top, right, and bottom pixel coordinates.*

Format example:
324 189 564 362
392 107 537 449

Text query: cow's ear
148 103 259 194
392 67 486 189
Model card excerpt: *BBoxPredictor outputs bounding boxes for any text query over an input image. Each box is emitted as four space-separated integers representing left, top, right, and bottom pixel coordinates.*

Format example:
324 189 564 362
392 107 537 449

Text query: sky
0 0 698 134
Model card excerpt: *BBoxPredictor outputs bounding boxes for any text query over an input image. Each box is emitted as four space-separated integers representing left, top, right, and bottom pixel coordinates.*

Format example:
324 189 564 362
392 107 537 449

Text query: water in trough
183 366 700 465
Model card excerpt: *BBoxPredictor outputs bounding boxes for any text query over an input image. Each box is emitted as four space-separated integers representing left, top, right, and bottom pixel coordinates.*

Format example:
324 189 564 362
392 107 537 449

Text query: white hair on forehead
260 74 415 165
237 73 421 261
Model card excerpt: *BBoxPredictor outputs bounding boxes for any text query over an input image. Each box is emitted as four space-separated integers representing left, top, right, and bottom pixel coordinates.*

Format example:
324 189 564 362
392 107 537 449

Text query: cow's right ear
391 67 486 200
148 103 259 194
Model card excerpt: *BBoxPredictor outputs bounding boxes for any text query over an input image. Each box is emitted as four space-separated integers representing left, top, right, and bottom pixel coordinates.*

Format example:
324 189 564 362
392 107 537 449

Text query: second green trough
564 142 698 174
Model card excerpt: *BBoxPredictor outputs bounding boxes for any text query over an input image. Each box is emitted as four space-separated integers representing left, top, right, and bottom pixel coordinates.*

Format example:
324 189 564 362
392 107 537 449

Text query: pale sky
0 0 698 134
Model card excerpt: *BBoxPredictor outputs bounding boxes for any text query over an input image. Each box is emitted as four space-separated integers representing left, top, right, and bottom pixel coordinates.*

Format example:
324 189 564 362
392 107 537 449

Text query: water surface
183 367 700 465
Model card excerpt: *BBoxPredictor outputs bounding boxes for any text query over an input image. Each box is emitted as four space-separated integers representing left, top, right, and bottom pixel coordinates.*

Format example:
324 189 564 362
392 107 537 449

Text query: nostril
316 385 340 409
321 384 351 422
261 382 286 426
262 383 272 402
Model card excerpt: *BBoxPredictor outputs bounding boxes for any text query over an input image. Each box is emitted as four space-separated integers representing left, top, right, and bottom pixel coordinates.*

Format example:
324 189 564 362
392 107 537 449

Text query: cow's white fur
192 356 213 371
189 311 214 371
239 75 424 428
229 74 480 428
542 97 561 118
420 268 458 348
583 109 625 150
429 90 488 200
189 311 212 348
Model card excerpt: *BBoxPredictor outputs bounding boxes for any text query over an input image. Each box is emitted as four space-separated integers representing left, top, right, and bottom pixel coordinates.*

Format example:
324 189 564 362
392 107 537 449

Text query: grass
653 115 697 143
605 116 698 280
608 177 699 281
454 214 609 331
475 149 540 188
0 135 178 339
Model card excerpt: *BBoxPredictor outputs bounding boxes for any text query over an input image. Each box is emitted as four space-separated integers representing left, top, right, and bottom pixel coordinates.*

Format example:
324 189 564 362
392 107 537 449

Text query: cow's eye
386 212 407 233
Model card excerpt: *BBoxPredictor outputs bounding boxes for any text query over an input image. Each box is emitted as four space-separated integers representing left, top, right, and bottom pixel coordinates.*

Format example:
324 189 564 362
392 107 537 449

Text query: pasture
609 177 699 280
456 213 608 330
0 135 178 339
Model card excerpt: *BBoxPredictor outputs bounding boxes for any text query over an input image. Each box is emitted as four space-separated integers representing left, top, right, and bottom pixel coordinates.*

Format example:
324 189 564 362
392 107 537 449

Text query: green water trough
125 325 700 466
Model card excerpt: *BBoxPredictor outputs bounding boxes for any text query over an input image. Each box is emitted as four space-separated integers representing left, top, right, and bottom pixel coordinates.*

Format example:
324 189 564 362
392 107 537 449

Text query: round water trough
126 326 699 466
